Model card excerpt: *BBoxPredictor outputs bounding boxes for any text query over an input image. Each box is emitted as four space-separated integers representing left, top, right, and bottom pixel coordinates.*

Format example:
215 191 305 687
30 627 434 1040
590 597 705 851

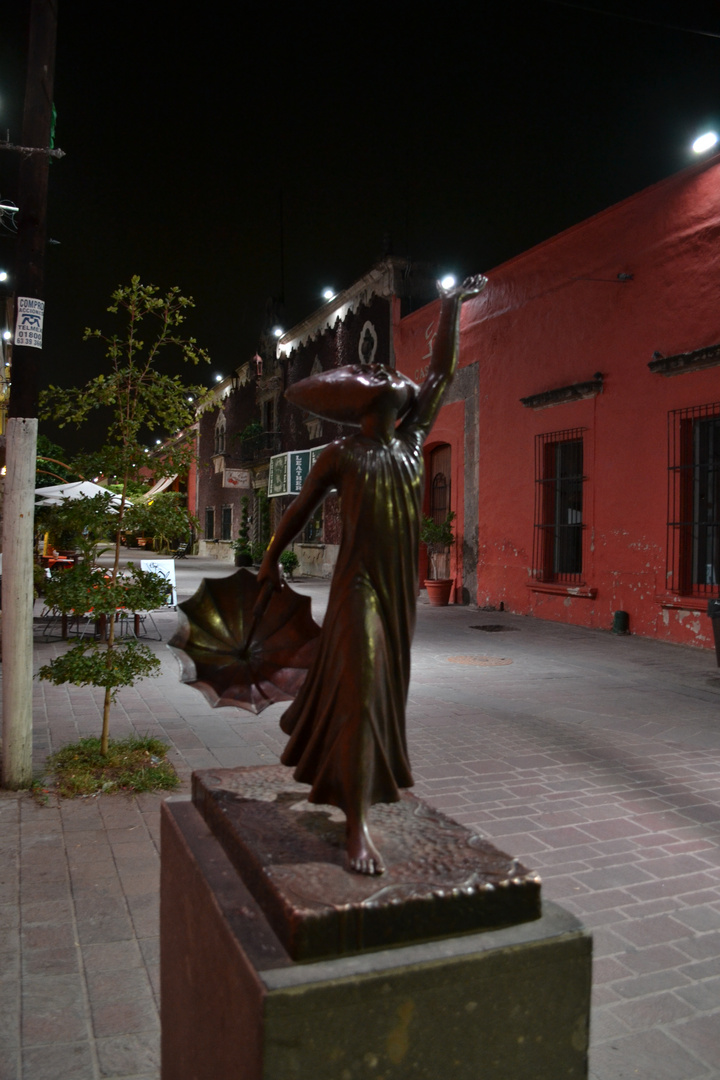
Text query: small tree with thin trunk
38 277 209 754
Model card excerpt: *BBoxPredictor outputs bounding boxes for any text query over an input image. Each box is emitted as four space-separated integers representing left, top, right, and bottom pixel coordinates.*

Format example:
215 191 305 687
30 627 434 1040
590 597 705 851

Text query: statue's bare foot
347 819 385 876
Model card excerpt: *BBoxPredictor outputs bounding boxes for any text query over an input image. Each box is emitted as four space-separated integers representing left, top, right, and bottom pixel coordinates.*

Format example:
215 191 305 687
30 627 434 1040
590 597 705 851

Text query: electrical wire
537 0 720 40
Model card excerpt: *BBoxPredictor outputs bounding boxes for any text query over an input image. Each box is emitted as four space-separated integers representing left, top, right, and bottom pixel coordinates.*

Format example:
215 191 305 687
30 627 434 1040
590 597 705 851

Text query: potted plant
420 511 456 606
279 548 300 580
233 497 253 566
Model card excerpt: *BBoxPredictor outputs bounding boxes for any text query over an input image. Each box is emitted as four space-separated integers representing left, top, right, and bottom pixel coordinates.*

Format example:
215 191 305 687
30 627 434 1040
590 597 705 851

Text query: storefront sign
224 468 251 489
269 445 327 497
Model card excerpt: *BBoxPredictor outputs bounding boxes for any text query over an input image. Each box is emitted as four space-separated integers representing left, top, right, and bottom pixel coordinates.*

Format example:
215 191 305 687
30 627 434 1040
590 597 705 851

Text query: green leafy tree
38 277 210 754
35 492 116 560
124 491 198 553
35 434 81 487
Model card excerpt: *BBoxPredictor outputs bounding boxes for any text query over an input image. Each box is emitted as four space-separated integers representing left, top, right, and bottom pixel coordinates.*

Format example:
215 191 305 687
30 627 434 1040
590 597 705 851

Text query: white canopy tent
34 481 131 508
140 475 177 501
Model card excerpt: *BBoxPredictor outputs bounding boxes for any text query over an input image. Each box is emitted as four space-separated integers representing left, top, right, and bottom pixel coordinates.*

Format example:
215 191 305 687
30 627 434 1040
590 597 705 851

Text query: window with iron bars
533 428 586 583
667 402 720 597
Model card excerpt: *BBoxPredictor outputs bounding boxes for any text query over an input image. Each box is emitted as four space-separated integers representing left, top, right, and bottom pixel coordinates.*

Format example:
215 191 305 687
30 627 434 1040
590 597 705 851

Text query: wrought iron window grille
667 402 720 598
532 428 587 584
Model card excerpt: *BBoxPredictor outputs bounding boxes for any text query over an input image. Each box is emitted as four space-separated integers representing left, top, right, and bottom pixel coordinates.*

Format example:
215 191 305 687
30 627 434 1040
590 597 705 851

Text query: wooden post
1 418 38 788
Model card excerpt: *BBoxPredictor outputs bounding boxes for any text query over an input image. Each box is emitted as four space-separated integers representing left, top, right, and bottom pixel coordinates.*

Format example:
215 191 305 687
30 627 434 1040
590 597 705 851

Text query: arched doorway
429 444 451 524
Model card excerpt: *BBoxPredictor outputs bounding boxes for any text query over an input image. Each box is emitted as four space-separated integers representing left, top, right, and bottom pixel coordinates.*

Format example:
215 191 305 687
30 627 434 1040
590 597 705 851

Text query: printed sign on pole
15 297 45 349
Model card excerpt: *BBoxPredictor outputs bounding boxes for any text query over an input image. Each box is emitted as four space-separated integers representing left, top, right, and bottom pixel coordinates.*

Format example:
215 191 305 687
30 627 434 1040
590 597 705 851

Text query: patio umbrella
168 568 320 713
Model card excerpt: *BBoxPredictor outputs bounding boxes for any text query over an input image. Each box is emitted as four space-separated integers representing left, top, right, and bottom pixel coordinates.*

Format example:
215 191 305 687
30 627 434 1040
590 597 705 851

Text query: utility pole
1 0 58 789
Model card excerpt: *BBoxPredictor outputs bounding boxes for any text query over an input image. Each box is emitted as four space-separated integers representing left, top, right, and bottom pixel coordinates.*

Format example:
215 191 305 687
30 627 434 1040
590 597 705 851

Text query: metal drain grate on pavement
446 655 513 666
469 624 519 632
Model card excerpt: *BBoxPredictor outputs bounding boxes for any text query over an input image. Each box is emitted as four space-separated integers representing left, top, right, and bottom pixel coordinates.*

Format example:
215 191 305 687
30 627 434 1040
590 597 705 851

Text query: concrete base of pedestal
161 797 591 1080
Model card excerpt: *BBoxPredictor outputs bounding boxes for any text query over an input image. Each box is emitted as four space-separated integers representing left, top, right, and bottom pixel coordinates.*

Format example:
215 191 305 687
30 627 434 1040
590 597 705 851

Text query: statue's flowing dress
280 418 425 812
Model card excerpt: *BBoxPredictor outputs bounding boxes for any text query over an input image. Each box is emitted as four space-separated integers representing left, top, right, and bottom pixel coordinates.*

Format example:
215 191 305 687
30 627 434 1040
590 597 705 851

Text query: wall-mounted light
692 131 718 154
322 288 335 302
440 274 456 290
272 326 284 338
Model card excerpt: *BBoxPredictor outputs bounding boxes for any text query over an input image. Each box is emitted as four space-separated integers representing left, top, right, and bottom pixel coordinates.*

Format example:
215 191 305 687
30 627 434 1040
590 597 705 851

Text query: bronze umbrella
168 568 320 713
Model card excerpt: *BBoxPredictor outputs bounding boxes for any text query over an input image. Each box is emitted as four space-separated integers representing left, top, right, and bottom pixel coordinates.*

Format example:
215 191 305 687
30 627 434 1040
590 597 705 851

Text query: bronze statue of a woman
257 275 486 875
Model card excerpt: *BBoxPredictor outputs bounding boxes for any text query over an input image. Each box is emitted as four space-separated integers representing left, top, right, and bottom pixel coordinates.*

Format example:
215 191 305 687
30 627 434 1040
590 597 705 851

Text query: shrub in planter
279 549 299 579
420 511 455 580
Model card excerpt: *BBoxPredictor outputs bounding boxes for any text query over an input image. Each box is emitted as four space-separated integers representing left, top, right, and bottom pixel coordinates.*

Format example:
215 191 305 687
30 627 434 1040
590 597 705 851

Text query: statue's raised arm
405 274 487 434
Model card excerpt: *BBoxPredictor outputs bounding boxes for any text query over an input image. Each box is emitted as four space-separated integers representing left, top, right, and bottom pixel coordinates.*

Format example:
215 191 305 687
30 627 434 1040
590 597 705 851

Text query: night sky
1 0 720 449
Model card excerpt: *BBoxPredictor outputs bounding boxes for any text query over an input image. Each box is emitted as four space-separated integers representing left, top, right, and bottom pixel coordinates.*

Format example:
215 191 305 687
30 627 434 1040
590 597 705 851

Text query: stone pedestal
161 771 591 1080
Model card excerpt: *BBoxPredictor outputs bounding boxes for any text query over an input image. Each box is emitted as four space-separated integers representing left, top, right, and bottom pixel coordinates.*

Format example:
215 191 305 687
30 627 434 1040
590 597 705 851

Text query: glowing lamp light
322 288 335 302
0 271 7 282
214 373 223 382
272 326 284 338
692 131 719 154
440 274 456 290
2 331 10 341
155 439 162 445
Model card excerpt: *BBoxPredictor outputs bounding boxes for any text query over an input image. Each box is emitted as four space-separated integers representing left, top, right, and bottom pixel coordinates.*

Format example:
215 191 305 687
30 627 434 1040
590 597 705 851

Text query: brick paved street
2 556 720 1078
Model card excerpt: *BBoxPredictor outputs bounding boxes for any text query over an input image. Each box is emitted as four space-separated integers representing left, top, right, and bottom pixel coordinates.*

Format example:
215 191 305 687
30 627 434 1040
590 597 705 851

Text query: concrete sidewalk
2 559 720 1078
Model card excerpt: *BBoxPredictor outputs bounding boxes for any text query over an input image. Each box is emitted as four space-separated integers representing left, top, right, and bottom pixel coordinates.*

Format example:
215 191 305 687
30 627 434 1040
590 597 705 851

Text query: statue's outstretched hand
437 274 488 300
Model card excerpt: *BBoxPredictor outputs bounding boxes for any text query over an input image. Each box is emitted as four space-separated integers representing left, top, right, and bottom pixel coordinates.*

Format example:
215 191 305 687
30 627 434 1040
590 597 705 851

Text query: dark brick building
195 257 437 570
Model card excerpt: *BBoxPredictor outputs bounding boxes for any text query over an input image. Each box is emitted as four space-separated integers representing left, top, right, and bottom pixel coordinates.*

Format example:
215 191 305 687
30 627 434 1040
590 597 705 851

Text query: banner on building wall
268 446 327 497
224 468 251 489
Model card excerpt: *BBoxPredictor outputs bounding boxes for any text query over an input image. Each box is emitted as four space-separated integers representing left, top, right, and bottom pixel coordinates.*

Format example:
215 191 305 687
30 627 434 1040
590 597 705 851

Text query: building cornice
276 257 410 359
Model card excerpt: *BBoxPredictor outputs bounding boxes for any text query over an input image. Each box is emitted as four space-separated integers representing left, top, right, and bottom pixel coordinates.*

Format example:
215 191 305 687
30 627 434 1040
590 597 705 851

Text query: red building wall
396 153 720 648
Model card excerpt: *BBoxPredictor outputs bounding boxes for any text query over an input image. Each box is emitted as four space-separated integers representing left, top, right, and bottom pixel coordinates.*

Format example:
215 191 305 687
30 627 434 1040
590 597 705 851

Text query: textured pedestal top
192 765 541 962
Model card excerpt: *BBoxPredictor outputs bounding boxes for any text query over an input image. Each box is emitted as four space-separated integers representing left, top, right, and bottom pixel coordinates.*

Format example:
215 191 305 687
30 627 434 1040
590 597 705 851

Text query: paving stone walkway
2 557 720 1078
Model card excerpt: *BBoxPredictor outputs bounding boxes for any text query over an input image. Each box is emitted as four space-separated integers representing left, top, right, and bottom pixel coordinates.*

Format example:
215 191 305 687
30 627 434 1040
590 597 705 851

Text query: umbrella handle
245 579 279 650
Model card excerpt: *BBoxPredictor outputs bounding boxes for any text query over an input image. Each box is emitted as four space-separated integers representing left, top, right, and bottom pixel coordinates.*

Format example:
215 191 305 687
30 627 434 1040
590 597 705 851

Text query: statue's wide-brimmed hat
285 364 419 426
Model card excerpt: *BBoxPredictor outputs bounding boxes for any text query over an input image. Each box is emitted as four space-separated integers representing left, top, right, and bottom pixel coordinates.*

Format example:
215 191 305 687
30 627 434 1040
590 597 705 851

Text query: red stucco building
395 152 720 650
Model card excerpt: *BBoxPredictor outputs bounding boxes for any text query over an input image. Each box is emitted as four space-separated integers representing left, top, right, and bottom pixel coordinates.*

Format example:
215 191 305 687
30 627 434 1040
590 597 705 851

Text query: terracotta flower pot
425 578 453 606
